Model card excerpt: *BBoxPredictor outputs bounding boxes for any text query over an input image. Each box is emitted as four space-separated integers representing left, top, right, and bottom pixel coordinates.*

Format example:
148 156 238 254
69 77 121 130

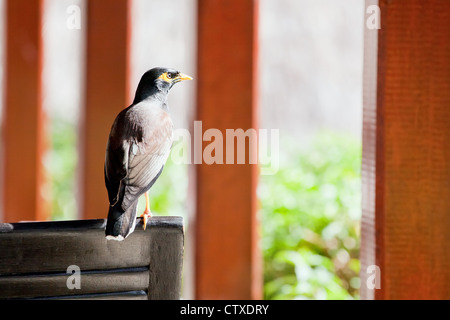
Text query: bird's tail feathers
105 201 138 241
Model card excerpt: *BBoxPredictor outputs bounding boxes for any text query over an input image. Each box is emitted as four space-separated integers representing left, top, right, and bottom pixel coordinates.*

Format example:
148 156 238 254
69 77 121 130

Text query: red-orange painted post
361 0 450 299
2 0 48 222
195 0 261 299
80 0 132 219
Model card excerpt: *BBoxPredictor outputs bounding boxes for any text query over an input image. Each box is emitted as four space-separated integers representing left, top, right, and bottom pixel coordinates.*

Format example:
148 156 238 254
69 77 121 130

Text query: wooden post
195 0 261 299
80 0 132 219
2 0 47 222
361 0 450 299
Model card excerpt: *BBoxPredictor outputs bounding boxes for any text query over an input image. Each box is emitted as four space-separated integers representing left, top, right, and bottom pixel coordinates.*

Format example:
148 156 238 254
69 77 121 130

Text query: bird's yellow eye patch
158 72 173 82
158 71 193 83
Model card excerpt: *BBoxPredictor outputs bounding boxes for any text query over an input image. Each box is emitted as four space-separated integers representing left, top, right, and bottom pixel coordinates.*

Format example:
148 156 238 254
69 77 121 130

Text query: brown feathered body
104 99 173 240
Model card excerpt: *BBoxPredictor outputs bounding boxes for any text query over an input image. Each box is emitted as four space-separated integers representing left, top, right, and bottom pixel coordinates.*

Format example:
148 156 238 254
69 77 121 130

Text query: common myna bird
105 67 192 241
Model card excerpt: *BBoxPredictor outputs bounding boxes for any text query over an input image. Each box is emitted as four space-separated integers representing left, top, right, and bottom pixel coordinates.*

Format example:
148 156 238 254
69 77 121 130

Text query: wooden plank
57 291 147 300
0 216 183 299
195 0 261 299
26 290 147 300
2 0 48 222
0 268 149 299
0 216 183 274
80 0 132 219
0 222 150 275
148 224 184 300
361 0 450 300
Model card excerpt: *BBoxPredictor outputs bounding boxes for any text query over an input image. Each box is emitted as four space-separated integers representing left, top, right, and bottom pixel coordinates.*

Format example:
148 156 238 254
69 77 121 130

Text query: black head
133 67 192 104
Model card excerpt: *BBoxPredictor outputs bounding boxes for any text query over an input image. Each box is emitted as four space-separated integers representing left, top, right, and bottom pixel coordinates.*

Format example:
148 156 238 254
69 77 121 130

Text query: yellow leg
144 192 151 214
139 192 152 230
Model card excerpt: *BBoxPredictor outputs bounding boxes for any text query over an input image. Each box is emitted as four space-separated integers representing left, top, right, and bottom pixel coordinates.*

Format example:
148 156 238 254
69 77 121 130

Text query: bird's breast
125 105 173 155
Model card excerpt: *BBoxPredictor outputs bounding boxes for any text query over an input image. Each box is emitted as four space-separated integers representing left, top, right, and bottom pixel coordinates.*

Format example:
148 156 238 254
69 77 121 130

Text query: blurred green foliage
45 119 78 221
259 132 361 300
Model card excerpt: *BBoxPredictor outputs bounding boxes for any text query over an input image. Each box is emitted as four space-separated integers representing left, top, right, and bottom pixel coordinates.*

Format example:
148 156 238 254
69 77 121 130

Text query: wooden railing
0 216 184 299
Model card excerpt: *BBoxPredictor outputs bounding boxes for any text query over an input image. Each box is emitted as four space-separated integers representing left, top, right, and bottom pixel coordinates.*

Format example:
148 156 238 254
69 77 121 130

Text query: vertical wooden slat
195 0 261 299
360 0 381 301
80 0 132 219
361 0 450 300
148 218 184 300
2 0 47 222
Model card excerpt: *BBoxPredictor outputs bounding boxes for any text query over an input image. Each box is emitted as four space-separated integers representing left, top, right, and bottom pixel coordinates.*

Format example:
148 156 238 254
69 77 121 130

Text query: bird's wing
121 118 173 210
104 103 173 211
104 109 130 207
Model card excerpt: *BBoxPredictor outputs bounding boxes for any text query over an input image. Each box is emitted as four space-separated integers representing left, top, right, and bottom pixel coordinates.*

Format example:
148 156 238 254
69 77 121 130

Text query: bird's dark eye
166 72 173 79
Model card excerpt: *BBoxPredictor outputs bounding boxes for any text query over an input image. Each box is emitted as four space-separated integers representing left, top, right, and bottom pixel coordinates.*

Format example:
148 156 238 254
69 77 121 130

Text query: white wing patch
131 142 139 155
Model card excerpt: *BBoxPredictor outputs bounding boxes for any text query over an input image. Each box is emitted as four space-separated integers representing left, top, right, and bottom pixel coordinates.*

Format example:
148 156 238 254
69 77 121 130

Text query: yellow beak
176 73 193 81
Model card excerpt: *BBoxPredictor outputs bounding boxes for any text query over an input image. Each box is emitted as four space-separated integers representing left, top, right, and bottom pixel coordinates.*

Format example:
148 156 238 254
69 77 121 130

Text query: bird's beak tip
178 73 193 81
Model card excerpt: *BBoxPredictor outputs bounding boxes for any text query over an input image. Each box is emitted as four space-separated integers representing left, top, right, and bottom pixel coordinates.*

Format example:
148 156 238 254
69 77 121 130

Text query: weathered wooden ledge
0 216 184 300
